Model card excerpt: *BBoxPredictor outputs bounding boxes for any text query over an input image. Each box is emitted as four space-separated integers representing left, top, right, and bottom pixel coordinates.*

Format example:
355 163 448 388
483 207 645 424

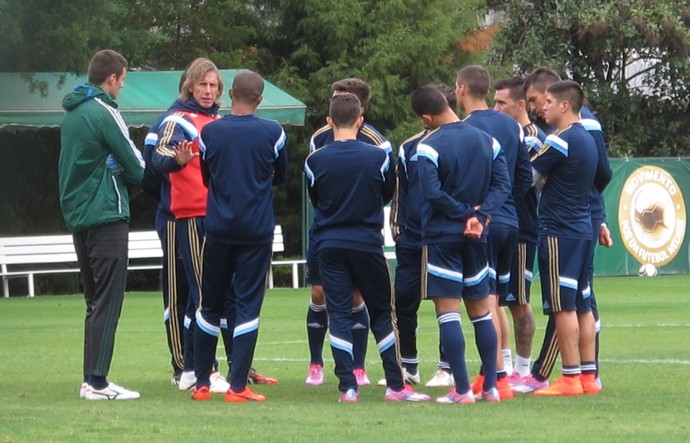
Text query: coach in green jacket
58 49 144 401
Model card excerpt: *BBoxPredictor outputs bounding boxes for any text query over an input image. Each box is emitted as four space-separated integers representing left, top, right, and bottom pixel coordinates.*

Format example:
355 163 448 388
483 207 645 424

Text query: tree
488 0 690 157
1 0 489 260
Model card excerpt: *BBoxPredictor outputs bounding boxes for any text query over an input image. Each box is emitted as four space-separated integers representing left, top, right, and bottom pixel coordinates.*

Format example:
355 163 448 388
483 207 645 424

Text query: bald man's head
231 71 264 104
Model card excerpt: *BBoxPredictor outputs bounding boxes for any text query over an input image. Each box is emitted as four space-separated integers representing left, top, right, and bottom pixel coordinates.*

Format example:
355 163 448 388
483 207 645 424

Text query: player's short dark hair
331 78 371 108
180 58 223 102
232 71 265 103
432 83 457 110
411 85 448 116
547 80 584 112
88 49 128 85
494 76 527 102
329 93 362 128
456 65 490 98
523 67 561 93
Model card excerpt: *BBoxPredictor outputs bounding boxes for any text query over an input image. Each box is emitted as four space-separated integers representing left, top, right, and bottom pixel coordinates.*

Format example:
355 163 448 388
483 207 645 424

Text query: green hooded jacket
58 83 145 232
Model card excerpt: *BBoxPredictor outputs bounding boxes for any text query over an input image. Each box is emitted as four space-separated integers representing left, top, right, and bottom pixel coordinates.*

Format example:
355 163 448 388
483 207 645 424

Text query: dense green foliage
489 0 690 157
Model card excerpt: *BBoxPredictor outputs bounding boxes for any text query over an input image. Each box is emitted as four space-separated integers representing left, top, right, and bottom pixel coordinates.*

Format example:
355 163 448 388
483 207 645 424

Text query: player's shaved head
329 93 362 128
411 85 449 116
456 65 491 98
547 80 584 112
232 71 264 104
331 78 371 108
524 67 561 93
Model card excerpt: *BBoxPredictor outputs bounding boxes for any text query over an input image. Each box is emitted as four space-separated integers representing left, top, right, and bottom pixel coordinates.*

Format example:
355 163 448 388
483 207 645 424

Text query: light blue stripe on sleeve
378 140 393 154
273 128 287 158
162 114 198 139
544 134 569 156
492 138 501 160
416 143 439 167
304 161 316 187
579 118 602 132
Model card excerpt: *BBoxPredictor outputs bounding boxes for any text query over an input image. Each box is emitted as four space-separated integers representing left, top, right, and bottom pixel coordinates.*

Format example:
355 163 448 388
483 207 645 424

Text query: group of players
57 39 618 407
302 66 612 403
71 50 611 403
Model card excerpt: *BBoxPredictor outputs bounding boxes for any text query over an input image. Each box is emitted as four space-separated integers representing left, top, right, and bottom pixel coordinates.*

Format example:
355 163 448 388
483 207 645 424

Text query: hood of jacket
62 83 116 112
168 97 220 117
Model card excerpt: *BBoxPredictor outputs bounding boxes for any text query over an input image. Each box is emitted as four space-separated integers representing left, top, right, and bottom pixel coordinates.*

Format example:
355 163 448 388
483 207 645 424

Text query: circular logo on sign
618 165 686 266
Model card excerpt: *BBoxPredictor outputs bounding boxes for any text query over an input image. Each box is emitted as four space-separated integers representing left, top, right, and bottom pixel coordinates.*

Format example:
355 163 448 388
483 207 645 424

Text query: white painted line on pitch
601 323 690 328
246 357 690 365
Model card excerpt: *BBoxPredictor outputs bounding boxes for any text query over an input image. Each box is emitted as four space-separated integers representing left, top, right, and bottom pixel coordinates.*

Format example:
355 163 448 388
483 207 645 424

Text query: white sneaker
378 368 421 387
83 383 140 400
178 371 196 391
425 369 455 387
209 371 231 394
79 382 90 399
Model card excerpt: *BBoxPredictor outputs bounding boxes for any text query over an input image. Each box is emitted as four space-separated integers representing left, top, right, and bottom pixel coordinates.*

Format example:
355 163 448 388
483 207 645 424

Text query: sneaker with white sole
305 364 325 386
83 383 140 400
353 368 371 386
178 371 196 391
79 383 90 399
338 388 358 403
384 385 431 402
209 371 231 394
511 374 549 393
436 388 475 404
425 369 455 387
378 368 421 386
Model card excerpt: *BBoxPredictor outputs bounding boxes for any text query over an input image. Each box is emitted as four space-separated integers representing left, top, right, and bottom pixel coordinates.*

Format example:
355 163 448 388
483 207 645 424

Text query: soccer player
305 78 393 387
192 71 287 402
305 93 429 403
152 58 230 395
530 80 598 396
59 49 144 400
515 68 612 393
492 76 546 383
412 85 510 403
456 66 532 400
385 84 458 388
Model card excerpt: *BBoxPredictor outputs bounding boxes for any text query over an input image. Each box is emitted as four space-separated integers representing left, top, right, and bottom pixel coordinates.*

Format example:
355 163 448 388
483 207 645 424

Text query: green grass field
1 276 689 442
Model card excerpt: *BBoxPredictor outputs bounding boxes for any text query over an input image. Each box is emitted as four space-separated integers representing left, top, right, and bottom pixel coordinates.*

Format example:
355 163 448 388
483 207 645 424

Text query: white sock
502 349 513 376
515 355 531 377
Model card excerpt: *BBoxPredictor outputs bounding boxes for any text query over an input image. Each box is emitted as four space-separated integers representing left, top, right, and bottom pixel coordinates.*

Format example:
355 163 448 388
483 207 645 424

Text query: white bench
1 225 289 297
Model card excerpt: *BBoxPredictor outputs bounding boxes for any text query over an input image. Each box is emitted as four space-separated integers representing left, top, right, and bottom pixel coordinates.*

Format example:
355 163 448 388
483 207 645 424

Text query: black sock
88 375 108 390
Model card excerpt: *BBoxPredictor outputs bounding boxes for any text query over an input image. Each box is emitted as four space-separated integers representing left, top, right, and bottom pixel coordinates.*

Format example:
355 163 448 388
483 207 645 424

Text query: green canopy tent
0 70 306 128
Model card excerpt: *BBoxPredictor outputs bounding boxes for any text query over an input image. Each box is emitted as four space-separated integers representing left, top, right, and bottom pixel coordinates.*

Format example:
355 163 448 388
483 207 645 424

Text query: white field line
245 357 690 365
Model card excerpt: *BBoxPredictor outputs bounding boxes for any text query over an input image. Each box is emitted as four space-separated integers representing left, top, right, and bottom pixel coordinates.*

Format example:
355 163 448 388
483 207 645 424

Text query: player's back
464 109 526 228
200 114 286 244
415 121 496 243
535 123 597 239
306 139 391 252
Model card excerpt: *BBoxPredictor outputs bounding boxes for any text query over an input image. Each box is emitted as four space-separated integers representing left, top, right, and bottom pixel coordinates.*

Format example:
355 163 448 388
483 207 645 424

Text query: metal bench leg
268 266 274 289
292 263 299 289
28 274 35 297
2 277 8 298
